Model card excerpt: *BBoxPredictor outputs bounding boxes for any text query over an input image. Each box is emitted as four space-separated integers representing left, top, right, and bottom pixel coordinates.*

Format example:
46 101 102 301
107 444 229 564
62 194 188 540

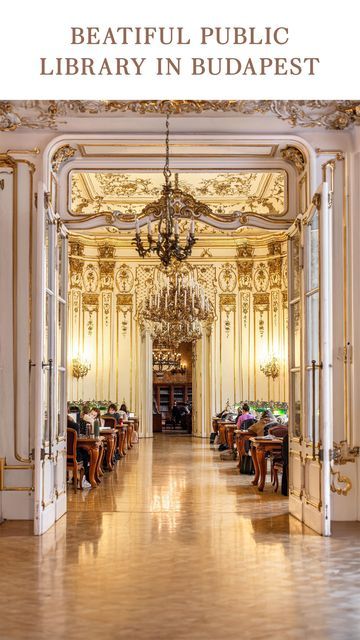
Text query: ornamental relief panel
268 257 282 289
83 263 99 293
220 294 236 338
99 260 115 290
195 264 217 306
102 292 112 327
218 263 237 292
237 260 253 290
3 100 360 132
116 294 133 336
254 262 269 292
253 292 270 338
82 293 99 336
116 264 134 293
241 292 250 328
69 257 83 289
282 262 288 289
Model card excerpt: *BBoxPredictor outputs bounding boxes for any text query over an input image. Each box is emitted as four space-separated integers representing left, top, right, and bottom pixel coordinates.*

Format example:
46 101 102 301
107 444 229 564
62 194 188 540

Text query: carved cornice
2 100 360 131
267 241 282 256
280 145 306 173
98 243 116 259
236 243 255 259
69 240 84 256
51 144 77 173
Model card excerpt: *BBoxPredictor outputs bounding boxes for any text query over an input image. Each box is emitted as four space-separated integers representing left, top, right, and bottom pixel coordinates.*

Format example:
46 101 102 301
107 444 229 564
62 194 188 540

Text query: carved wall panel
254 263 269 292
218 263 237 292
67 237 288 407
83 264 99 292
116 264 134 292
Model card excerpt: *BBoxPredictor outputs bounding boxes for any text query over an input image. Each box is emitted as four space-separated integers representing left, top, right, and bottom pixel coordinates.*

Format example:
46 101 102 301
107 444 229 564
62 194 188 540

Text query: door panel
288 180 332 535
34 183 68 535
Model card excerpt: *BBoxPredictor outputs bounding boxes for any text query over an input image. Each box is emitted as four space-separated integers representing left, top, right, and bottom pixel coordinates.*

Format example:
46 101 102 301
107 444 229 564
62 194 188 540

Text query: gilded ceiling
70 170 286 218
1 100 360 131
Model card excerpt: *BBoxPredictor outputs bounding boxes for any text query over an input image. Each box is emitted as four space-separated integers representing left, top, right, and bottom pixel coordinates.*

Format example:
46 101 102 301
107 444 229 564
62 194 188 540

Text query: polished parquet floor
1 435 360 640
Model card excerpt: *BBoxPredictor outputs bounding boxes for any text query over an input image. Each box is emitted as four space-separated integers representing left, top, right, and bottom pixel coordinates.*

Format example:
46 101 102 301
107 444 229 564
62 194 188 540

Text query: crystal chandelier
133 115 212 267
153 344 182 373
152 318 203 347
142 270 212 326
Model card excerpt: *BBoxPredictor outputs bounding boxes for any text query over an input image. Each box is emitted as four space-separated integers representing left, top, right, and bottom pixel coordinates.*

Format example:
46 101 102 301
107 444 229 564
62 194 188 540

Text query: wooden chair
103 416 117 428
268 428 288 491
67 428 84 491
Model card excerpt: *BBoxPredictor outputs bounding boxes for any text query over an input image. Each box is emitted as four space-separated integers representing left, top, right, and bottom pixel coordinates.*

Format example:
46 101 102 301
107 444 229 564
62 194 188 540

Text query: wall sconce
260 355 280 379
72 355 91 379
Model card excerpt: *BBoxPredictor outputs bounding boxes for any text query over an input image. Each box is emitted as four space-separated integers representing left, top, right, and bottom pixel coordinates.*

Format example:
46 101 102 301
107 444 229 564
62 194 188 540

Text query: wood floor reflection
1 435 360 639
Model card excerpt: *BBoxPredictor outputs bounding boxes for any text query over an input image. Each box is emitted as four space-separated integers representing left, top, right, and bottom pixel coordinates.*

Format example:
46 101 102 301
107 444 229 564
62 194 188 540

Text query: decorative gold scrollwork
280 145 306 173
330 468 352 496
51 144 77 173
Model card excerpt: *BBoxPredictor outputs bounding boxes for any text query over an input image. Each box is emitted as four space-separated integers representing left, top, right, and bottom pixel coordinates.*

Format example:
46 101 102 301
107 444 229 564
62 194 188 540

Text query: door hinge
40 448 46 461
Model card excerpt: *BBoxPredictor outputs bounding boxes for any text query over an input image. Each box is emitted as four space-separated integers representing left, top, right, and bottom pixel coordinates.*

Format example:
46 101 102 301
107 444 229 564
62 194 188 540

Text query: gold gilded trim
330 468 352 496
2 100 360 131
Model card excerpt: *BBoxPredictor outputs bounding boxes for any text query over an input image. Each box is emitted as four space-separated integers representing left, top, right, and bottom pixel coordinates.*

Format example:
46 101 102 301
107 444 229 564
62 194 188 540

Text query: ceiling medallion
133 115 208 267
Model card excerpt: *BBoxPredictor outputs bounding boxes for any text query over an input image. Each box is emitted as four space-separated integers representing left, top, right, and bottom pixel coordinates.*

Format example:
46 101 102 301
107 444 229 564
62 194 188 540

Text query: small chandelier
72 355 91 379
153 345 182 373
260 355 280 379
133 115 212 267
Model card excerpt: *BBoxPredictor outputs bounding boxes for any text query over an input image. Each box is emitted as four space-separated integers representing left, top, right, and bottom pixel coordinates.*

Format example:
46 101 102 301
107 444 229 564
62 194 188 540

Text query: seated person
247 409 277 436
103 403 121 424
67 414 91 486
119 403 129 420
82 406 104 428
236 403 254 429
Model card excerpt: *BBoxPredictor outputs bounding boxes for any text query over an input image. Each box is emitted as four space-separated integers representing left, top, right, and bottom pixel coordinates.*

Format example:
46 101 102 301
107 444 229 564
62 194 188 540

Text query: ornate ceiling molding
280 145 306 174
51 144 77 173
1 100 360 132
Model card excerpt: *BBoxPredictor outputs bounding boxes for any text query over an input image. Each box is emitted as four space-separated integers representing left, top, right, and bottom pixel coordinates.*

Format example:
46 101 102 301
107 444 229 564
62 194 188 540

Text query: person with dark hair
104 403 121 423
119 404 129 420
236 403 253 429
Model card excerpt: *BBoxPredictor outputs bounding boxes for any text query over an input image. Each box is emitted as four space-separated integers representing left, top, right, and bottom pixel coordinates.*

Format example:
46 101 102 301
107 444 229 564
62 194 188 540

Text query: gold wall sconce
72 355 91 379
260 355 280 379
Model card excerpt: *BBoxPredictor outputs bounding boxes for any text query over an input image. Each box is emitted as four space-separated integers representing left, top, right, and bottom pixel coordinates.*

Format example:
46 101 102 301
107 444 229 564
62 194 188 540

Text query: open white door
288 181 332 535
34 184 68 535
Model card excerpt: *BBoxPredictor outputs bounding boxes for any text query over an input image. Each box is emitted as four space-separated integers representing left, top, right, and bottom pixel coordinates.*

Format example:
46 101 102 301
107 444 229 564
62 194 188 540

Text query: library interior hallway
1 436 360 640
